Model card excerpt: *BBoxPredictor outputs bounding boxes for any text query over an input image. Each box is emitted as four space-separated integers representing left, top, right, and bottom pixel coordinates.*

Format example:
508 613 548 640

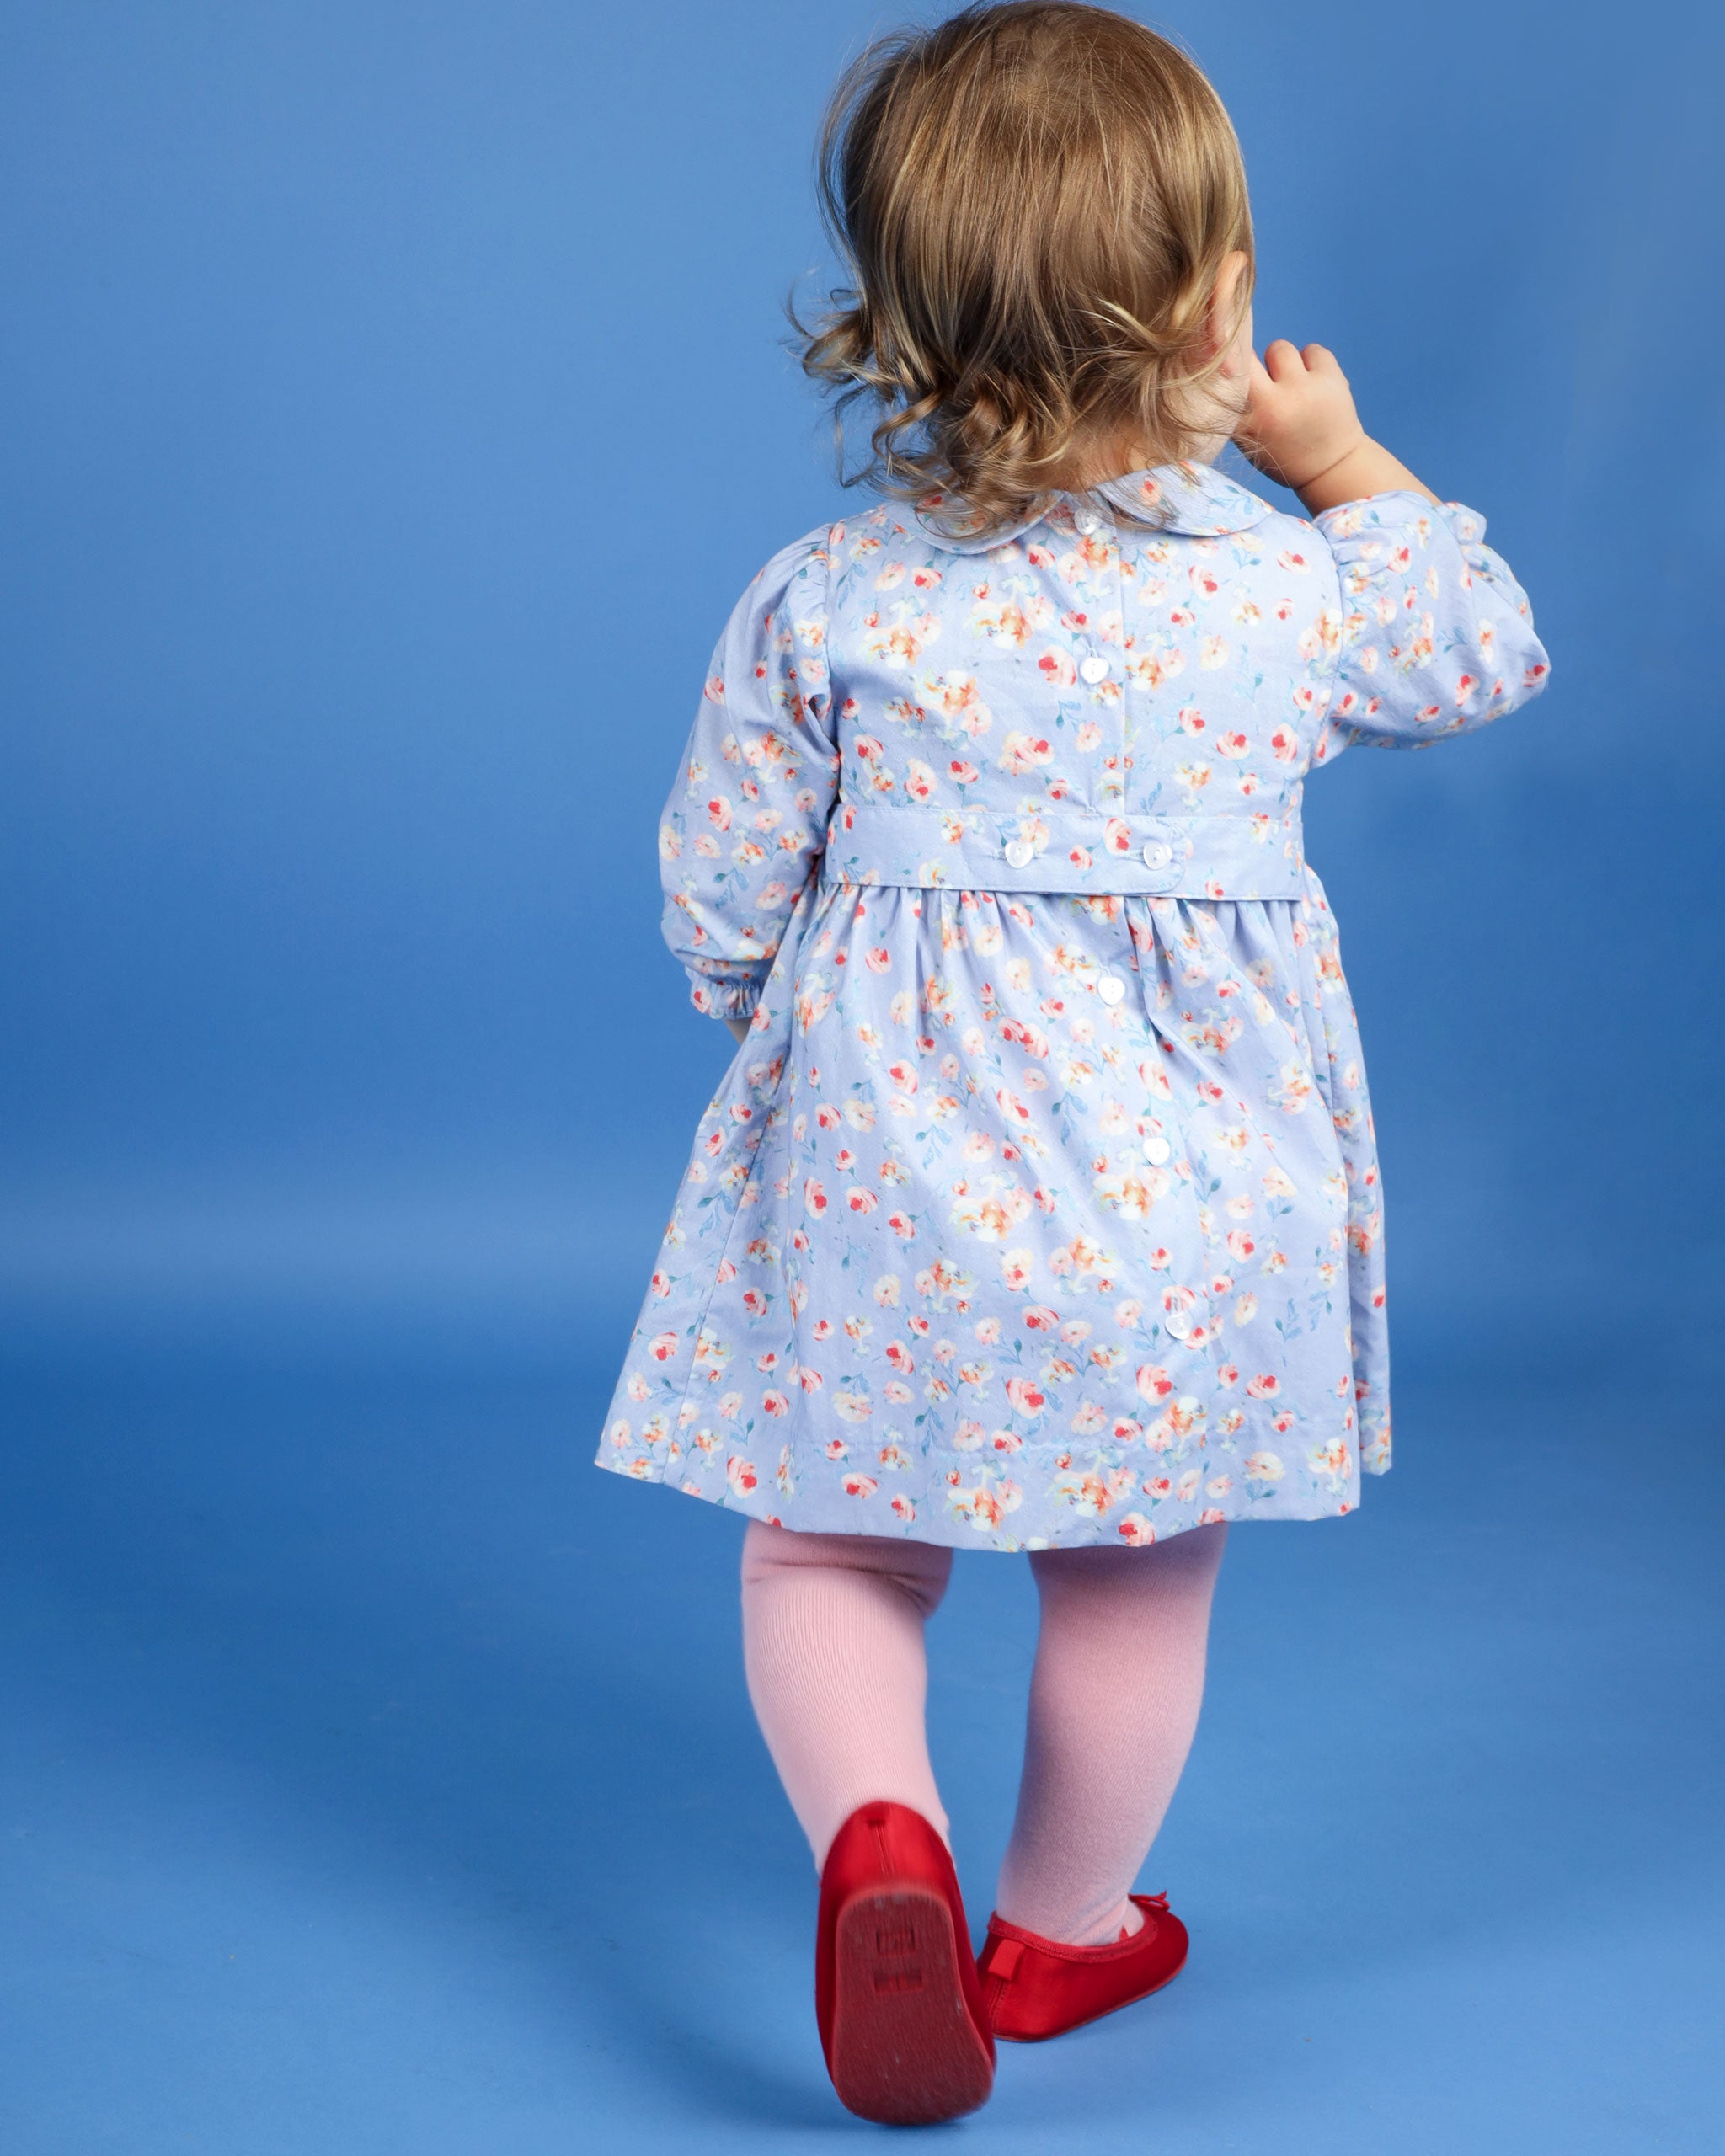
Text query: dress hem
592 1446 1381 1553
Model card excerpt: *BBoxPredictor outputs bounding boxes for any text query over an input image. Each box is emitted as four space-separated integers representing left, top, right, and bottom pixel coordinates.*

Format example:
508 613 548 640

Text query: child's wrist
1283 427 1371 499
1293 435 1439 515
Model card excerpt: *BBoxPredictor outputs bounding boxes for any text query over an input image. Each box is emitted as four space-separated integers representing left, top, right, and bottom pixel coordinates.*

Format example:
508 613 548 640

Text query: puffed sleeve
1313 493 1550 750
658 527 839 1022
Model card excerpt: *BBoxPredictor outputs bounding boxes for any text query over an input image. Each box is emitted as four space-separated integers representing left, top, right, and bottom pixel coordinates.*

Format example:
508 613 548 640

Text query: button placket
1099 520 1129 814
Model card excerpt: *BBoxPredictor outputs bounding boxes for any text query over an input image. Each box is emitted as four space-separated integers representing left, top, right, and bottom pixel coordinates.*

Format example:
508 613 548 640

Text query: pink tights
740 1518 1226 1947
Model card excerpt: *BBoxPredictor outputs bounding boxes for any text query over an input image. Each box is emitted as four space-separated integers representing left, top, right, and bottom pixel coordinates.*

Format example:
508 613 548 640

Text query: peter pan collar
911 460 1271 552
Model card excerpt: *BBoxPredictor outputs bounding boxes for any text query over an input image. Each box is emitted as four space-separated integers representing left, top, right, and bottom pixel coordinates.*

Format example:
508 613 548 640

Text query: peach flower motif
992 1237 1034 1296
969 1481 1023 1529
905 758 940 800
1308 1435 1349 1478
1000 729 1055 773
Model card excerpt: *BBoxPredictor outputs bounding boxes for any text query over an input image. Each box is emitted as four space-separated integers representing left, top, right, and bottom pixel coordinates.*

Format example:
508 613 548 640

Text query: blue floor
2 1328 1720 2153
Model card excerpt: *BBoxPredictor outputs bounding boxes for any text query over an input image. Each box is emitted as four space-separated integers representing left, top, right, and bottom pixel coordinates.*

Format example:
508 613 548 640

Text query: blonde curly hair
799 3 1254 536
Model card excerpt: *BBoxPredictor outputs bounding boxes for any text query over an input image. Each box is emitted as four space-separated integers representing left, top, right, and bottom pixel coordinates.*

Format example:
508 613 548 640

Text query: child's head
802 2 1253 530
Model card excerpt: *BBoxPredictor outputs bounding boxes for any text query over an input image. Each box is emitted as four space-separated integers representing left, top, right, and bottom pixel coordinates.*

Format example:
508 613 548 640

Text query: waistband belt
820 803 1306 899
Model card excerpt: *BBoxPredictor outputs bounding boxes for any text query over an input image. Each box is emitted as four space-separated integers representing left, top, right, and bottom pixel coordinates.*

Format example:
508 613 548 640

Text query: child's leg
995 1524 1227 1946
741 1518 954 1870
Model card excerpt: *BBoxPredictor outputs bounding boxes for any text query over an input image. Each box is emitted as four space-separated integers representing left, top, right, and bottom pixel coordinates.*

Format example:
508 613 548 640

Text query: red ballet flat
977 1892 1189 2041
814 1801 996 2126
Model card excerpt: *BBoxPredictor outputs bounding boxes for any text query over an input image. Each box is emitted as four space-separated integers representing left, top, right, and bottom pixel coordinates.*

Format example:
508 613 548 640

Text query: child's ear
1205 251 1252 374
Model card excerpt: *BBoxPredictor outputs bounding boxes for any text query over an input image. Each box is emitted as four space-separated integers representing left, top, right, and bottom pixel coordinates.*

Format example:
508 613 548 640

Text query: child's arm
1235 338 1549 750
1236 340 1438 515
659 531 840 1028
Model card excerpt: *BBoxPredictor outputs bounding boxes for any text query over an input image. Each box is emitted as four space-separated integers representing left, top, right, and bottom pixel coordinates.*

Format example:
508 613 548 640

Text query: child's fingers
1236 351 1278 429
1232 354 1280 460
1261 339 1306 382
1299 343 1345 379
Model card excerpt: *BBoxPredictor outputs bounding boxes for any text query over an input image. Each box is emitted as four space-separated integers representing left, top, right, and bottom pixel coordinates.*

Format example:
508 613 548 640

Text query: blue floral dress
596 463 1548 1550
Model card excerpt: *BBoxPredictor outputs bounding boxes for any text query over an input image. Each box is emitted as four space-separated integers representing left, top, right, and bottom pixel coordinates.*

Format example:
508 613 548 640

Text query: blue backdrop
3 5 1721 2153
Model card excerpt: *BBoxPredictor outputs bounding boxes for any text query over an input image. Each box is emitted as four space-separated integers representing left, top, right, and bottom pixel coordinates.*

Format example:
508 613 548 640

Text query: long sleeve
659 528 840 1021
1313 493 1550 752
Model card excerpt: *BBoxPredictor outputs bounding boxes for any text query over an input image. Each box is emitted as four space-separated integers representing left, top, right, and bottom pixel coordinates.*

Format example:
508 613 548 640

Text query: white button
1141 1133 1171 1165
1141 840 1172 870
1163 1305 1193 1341
1097 973 1125 1006
1075 513 1100 536
1004 838 1034 869
1079 654 1110 685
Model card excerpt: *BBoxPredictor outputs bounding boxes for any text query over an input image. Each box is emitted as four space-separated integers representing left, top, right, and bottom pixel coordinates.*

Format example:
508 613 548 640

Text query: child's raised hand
1234 341 1437 515
1236 342 1362 488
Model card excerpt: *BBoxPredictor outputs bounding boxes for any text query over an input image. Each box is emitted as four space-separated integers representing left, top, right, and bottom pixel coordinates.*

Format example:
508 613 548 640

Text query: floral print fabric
597 463 1548 1550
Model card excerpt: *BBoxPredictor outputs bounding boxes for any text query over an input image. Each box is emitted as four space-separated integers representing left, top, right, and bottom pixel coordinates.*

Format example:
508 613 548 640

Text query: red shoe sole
827 1884 996 2126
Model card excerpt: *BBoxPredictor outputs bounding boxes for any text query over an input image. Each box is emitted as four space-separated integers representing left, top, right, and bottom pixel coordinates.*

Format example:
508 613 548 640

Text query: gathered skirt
597 868 1388 1550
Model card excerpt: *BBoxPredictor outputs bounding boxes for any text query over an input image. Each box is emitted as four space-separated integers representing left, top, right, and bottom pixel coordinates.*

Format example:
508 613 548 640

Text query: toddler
599 1 1547 2124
